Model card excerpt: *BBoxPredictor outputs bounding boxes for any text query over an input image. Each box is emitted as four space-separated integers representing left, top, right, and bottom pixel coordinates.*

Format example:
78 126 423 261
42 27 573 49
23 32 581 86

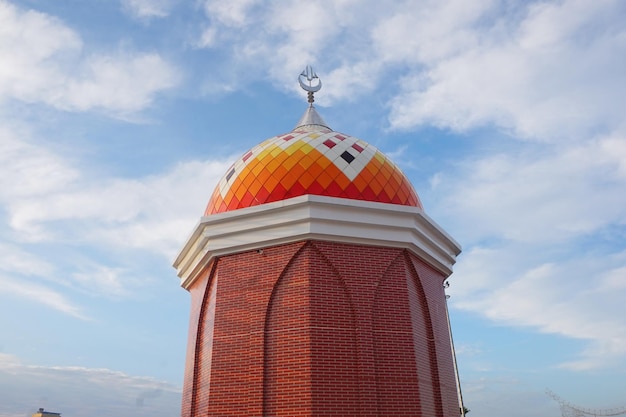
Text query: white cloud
433 130 626 369
448 241 626 370
0 358 180 417
8 159 232 257
0 113 230 313
59 53 180 113
202 0 260 27
192 0 624 146
460 377 558 417
434 136 626 244
0 1 180 115
121 0 174 19
0 273 87 319
387 0 626 140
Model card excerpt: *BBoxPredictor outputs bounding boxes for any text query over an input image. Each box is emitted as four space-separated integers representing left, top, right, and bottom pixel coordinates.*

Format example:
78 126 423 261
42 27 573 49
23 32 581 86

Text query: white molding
173 195 461 290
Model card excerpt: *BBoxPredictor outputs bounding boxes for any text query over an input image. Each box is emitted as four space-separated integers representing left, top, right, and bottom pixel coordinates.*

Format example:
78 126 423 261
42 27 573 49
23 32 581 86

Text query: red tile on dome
307 180 325 195
240 191 255 207
255 184 271 203
344 183 360 199
323 139 336 148
242 151 253 162
227 196 241 211
285 180 306 198
361 185 377 200
351 143 364 153
325 181 344 196
267 183 287 203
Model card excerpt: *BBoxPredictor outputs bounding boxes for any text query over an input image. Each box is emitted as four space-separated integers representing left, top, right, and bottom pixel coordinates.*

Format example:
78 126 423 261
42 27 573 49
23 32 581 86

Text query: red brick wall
181 240 460 417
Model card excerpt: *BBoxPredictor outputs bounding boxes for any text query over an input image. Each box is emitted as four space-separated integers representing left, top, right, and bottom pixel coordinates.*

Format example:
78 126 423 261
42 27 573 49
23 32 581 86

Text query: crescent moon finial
298 65 322 104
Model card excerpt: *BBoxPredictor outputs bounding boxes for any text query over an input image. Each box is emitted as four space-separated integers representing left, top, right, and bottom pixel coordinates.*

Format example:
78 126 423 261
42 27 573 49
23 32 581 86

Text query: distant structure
547 390 626 417
174 67 464 416
32 409 61 417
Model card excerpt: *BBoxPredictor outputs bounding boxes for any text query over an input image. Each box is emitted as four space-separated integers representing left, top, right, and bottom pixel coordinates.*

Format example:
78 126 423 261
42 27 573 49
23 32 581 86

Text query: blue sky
1 0 625 416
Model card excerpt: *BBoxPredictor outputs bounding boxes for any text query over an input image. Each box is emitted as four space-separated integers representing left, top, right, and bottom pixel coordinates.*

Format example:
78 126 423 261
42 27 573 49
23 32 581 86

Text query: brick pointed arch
263 242 360 416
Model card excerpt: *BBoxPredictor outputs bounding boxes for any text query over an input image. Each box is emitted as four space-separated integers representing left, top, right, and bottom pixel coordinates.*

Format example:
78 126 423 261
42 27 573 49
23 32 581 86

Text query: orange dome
205 115 421 215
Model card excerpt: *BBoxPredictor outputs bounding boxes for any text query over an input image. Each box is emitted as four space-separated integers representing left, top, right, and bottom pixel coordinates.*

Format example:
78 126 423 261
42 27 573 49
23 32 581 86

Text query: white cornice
173 195 461 290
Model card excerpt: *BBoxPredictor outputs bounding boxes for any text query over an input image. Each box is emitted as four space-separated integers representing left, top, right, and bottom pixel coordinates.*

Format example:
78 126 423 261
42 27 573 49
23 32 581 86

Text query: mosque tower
174 67 462 417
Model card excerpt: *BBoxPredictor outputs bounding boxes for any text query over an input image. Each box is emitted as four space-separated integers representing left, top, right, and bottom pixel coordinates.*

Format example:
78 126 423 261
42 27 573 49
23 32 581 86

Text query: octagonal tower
174 67 462 417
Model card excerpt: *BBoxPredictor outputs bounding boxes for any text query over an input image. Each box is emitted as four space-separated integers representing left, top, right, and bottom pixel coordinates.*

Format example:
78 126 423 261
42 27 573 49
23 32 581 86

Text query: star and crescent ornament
299 65 322 103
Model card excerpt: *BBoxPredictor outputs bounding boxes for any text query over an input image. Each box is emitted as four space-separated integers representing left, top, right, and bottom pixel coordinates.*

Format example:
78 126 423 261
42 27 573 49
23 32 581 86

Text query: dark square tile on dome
340 151 355 164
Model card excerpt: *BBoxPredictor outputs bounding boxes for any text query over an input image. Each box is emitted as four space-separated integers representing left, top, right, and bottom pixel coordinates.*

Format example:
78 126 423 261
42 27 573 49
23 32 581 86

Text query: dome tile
298 171 316 188
307 180 325 195
361 185 377 200
205 127 422 215
257 167 272 184
315 170 334 188
255 184 271 202
268 183 287 202
272 165 289 182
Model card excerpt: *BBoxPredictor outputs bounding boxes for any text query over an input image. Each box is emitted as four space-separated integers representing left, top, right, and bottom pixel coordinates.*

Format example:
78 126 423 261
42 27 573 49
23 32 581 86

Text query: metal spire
294 65 330 131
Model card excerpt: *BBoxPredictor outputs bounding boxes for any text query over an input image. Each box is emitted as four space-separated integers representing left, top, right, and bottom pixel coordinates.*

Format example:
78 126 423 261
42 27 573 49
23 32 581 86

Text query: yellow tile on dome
274 150 289 163
299 142 315 154
257 145 275 161
314 154 332 169
373 151 386 164
284 142 302 155
266 156 282 174
298 154 315 169
281 153 300 171
270 147 283 157
251 160 265 176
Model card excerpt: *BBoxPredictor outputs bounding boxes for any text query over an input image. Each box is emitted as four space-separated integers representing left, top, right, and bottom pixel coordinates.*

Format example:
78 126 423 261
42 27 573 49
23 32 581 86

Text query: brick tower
174 68 462 417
